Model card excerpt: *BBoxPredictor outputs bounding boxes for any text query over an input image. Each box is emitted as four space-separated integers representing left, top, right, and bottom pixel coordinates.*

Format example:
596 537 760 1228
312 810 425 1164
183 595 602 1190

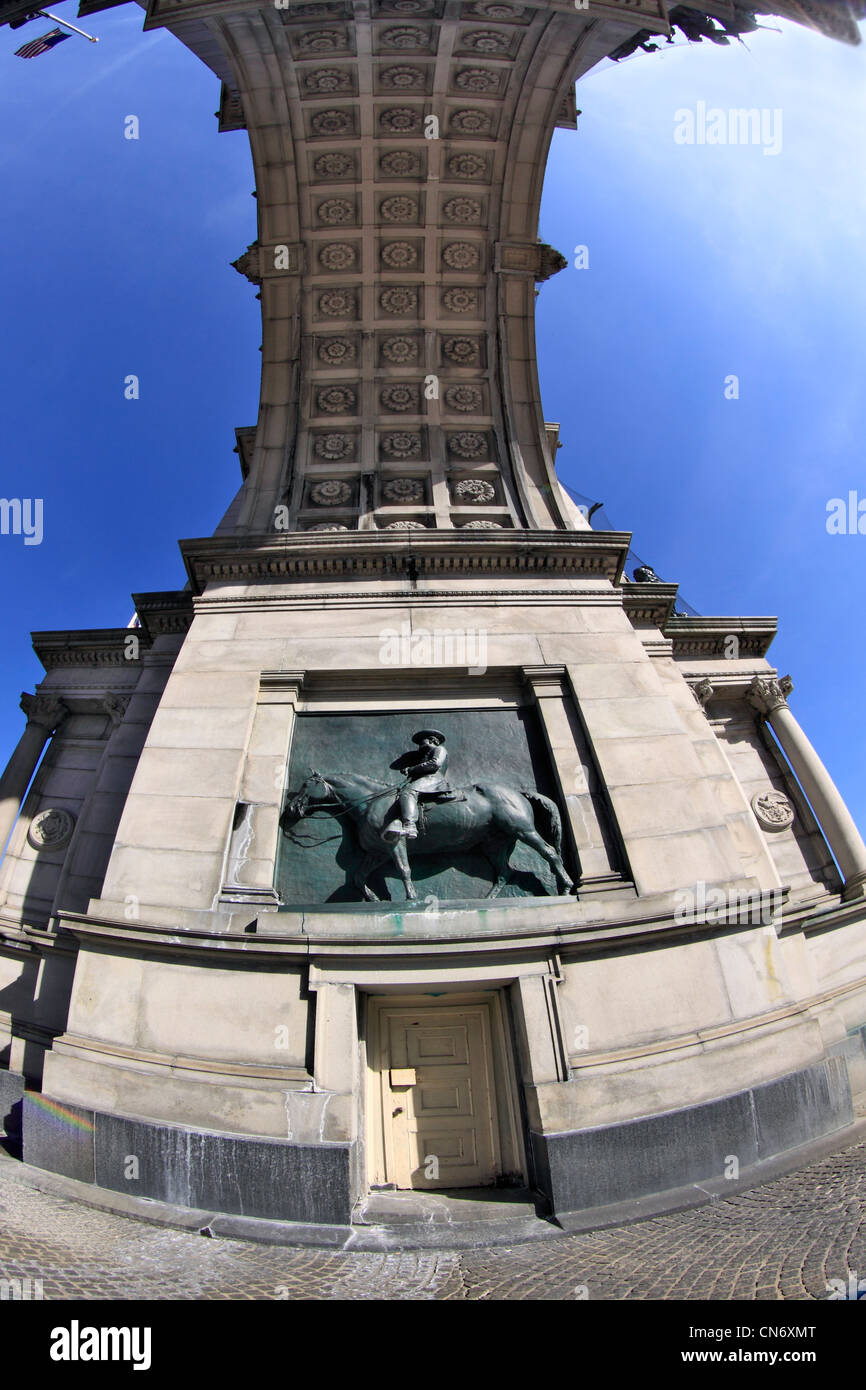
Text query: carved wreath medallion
751 790 795 832
28 808 75 852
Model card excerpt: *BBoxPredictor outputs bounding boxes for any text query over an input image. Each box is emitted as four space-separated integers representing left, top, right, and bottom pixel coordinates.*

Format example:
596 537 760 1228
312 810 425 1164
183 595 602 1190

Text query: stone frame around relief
273 670 578 908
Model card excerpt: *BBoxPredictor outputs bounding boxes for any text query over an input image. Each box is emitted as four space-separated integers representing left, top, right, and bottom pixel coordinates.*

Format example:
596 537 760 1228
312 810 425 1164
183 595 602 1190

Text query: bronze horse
284 771 576 902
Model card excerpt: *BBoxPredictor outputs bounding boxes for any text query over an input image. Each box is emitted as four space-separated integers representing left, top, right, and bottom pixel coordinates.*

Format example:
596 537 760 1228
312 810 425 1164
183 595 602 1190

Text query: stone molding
217 81 245 132
130 590 195 637
181 530 632 592
666 616 777 659
621 581 678 627
31 629 151 670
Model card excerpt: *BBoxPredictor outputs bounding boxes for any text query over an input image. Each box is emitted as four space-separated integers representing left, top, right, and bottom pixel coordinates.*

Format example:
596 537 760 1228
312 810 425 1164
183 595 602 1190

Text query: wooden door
380 1003 500 1190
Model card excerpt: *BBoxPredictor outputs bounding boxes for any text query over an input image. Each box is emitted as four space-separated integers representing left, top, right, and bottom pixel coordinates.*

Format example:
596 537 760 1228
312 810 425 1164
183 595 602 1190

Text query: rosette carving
310 479 352 506
319 242 357 270
382 241 418 269
380 384 420 412
379 286 418 314
454 478 495 503
381 432 422 459
382 477 424 503
443 242 480 270
442 287 479 314
448 431 487 458
314 433 354 460
316 386 357 414
444 385 482 412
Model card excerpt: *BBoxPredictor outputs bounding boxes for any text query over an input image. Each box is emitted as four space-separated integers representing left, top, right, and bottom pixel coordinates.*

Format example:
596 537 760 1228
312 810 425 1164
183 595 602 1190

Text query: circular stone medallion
28 808 75 852
751 790 795 831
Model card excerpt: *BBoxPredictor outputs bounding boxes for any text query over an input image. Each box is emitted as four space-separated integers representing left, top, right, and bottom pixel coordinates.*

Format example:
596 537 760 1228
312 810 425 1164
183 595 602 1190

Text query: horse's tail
521 790 562 853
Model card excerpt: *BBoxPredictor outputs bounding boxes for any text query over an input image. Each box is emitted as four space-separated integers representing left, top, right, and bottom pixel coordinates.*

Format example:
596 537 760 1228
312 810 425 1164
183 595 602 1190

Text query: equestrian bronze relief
278 710 577 905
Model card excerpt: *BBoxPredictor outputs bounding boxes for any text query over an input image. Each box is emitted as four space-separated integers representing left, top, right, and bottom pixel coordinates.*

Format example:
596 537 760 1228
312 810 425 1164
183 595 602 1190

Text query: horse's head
285 770 333 821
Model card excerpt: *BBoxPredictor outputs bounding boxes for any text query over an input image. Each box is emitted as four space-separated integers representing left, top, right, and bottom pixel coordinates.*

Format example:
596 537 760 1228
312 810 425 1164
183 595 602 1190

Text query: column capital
747 675 793 717
20 692 68 735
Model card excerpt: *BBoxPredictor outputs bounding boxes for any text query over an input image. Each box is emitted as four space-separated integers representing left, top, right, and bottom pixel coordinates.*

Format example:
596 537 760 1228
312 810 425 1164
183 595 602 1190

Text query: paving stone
0 1140 863 1300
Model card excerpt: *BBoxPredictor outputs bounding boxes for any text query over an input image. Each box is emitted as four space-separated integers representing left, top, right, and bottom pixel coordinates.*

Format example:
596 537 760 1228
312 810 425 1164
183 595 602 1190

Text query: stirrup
403 823 418 839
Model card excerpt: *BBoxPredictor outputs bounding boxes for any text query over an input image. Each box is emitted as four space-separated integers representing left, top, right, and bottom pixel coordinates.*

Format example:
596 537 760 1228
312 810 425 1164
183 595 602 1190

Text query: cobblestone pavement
0 1142 863 1301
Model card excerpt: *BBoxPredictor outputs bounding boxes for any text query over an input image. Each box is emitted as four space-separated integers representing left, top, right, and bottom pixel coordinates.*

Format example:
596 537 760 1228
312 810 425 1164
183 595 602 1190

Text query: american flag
14 27 70 58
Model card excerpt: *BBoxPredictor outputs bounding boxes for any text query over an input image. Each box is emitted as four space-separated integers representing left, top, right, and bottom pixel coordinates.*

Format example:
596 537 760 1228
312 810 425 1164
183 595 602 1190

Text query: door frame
364 989 526 1191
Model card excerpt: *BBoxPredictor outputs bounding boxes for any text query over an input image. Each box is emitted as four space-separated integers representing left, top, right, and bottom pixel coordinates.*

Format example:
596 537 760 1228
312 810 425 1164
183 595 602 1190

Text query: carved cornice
130 590 195 637
180 529 632 593
217 81 245 132
621 581 678 628
665 616 777 660
31 629 150 671
234 425 257 480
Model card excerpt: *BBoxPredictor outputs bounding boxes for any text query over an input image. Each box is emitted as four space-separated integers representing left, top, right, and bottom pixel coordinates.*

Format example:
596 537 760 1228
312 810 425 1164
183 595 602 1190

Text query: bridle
284 771 409 847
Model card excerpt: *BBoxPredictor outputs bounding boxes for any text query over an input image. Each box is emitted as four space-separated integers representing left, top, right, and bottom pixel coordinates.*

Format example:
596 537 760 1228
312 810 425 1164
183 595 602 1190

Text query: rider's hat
412 729 446 744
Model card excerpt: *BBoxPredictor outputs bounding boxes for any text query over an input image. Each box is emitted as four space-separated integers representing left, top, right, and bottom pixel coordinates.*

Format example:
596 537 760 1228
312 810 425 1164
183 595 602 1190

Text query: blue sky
1 7 864 835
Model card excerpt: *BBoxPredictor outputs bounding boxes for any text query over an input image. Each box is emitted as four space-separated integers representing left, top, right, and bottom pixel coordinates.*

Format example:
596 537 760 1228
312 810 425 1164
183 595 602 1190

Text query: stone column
0 692 68 856
748 676 866 900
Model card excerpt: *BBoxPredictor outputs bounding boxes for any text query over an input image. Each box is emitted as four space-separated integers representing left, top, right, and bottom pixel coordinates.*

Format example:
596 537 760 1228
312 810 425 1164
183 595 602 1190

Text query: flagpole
37 9 99 40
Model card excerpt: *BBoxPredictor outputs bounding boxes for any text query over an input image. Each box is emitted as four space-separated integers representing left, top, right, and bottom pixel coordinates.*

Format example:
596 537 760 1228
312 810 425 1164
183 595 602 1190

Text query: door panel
380 1005 500 1189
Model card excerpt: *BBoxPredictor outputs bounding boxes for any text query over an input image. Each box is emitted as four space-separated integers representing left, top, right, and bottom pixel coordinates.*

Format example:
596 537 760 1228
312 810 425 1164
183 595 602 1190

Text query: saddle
416 787 467 834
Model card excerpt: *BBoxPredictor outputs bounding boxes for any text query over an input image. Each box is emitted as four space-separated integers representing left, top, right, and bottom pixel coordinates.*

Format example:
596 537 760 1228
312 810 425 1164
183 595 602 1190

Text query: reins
285 778 409 847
